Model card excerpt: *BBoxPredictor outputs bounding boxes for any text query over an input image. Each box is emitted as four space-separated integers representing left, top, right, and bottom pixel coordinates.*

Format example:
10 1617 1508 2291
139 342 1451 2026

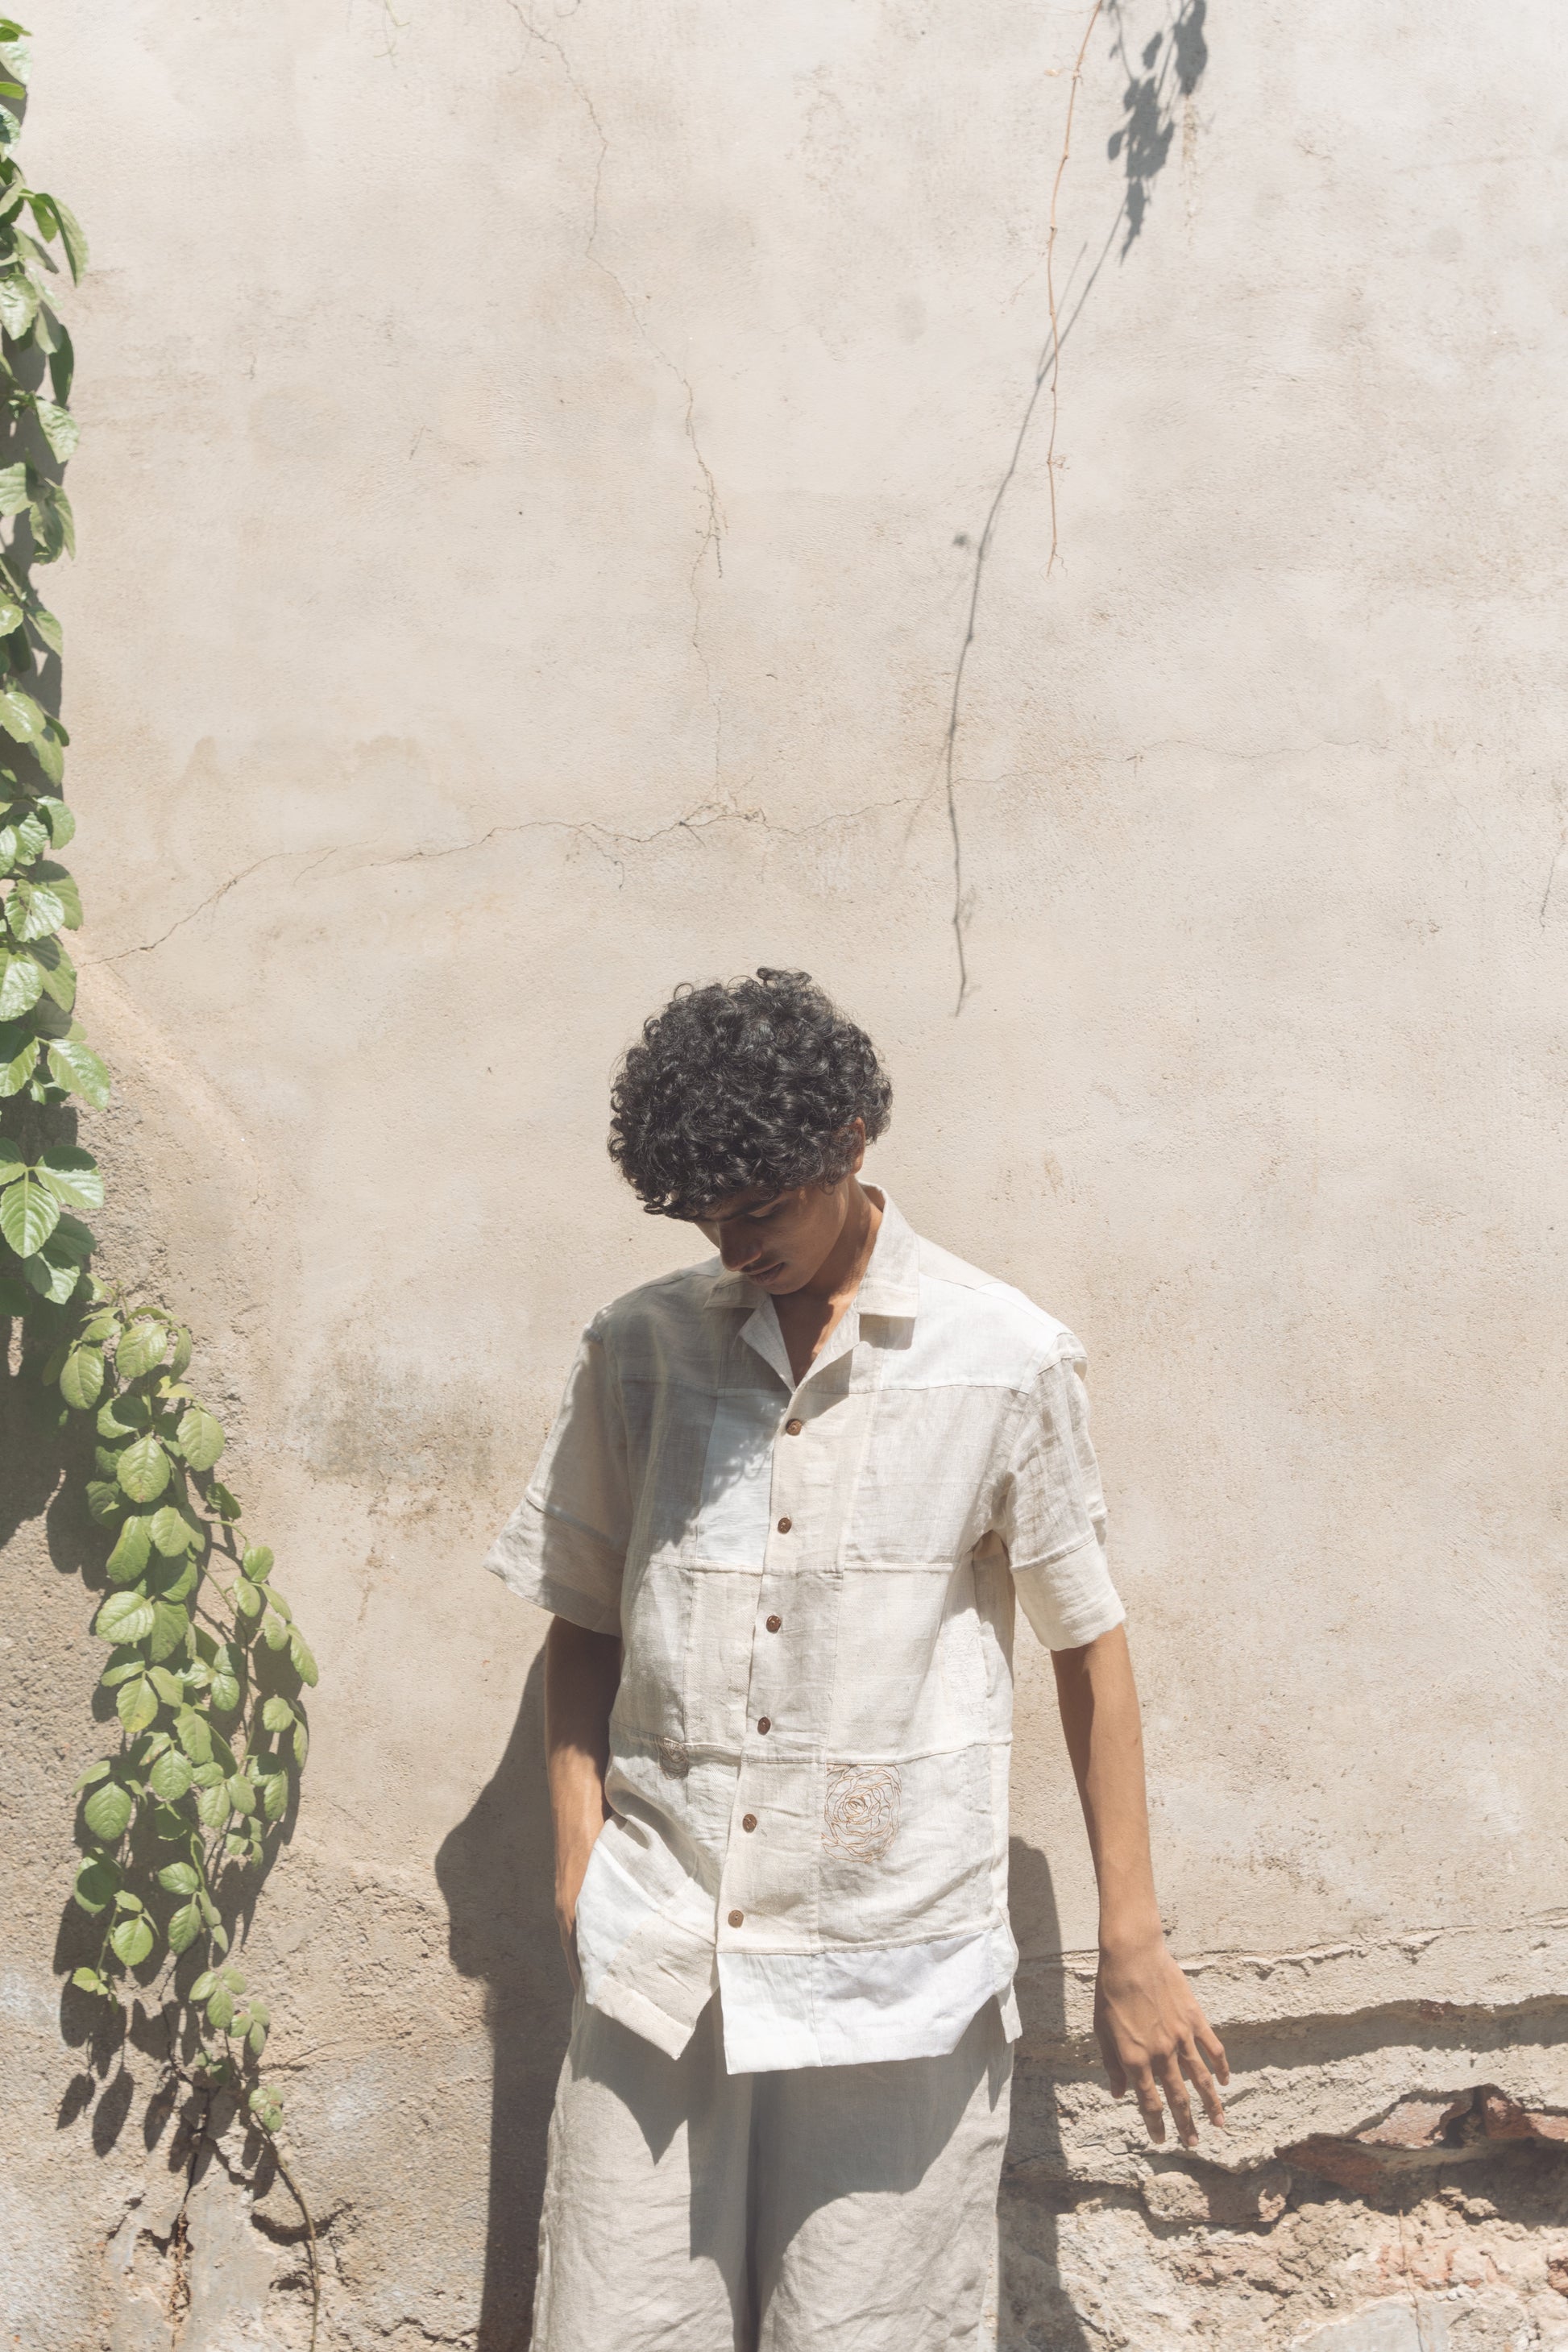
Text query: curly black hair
608 969 894 1218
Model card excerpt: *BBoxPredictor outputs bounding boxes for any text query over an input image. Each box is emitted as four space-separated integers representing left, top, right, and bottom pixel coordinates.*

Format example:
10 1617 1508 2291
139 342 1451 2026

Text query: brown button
776 1516 792 1533
785 1418 803 1436
728 1909 744 1927
765 1614 782 1633
757 1716 772 1734
742 1813 757 1832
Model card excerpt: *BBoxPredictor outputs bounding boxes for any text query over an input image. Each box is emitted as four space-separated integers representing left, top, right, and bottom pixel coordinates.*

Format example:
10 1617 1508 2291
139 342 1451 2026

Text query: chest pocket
686 1387 778 1570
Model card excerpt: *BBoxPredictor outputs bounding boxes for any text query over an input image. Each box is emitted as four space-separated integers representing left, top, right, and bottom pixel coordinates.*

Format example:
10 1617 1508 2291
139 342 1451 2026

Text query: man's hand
1095 1927 1229 2148
554 1821 603 1989
1050 1625 1230 2150
544 1616 622 1993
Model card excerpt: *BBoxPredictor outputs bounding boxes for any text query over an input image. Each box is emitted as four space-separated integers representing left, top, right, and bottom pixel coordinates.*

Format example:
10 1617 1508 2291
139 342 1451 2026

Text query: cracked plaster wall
3 0 1566 2344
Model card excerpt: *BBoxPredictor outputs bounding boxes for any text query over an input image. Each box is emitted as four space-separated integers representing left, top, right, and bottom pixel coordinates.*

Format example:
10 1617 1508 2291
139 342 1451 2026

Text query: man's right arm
544 1615 622 1985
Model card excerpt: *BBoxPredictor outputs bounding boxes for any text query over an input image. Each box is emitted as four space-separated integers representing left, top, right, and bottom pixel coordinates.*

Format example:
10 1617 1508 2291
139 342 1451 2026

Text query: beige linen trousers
532 1987 1014 2352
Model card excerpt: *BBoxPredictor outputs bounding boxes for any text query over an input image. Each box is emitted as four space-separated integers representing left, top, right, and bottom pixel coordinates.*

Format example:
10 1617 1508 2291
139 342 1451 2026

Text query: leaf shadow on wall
436 1645 570 2349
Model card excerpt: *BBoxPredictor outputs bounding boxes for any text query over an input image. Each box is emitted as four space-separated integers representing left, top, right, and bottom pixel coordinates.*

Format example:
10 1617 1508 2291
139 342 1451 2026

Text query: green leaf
110 1914 155 1968
156 1860 200 1894
73 1757 112 1791
23 1247 88 1305
147 1746 193 1802
37 1147 101 1210
47 1033 109 1107
261 1612 289 1652
83 1779 133 1840
116 1319 167 1378
105 1513 152 1582
149 1665 185 1705
260 1695 294 1734
189 1970 218 2003
0 947 40 1014
174 1707 213 1765
27 479 71 561
195 1780 231 1830
0 1133 18 1179
247 2018 268 2057
116 1674 159 1735
242 1545 273 1583
6 881 60 940
206 1984 234 2032
73 1855 119 1914
116 1433 169 1502
45 318 71 409
40 191 86 283
30 861 80 927
98 1393 145 1438
210 1671 241 1713
94 1589 154 1645
153 1552 200 1603
175 1404 223 1471
147 1599 190 1663
292 1720 309 1768
59 1340 103 1408
69 1967 111 1997
148 1503 195 1556
208 1479 242 1521
33 395 76 463
0 458 23 516
32 933 75 1010
259 1765 290 1821
0 679 42 743
0 1018 36 1092
0 265 35 337
167 1899 202 1954
84 1477 124 1524
233 1579 263 1621
0 1164 56 1251
226 1772 256 1818
287 1631 318 1687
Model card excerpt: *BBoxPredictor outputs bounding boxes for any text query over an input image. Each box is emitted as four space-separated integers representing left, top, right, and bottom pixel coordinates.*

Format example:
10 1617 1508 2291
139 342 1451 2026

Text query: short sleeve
993 1337 1125 1652
481 1321 630 1636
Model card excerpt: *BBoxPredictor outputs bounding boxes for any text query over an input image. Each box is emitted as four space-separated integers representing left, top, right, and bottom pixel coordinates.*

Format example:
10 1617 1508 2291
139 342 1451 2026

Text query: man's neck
794 1180 881 1305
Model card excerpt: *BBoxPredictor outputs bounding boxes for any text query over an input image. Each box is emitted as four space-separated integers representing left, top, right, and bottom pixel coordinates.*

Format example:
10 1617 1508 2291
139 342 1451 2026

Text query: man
484 967 1227 2351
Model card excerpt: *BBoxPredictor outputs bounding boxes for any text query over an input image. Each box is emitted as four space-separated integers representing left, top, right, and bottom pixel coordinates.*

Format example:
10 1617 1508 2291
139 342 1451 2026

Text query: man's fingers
1180 2040 1226 2129
1158 2054 1198 2147
1131 2066 1167 2143
1197 2022 1230 2084
1097 2029 1129 2099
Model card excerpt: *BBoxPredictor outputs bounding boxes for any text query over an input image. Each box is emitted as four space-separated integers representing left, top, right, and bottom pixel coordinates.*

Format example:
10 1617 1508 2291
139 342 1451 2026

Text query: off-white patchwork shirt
483 1189 1125 2074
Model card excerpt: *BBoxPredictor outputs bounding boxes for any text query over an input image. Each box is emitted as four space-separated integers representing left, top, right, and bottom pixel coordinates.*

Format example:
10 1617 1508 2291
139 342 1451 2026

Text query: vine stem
1043 0 1103 574
263 2132 323 2351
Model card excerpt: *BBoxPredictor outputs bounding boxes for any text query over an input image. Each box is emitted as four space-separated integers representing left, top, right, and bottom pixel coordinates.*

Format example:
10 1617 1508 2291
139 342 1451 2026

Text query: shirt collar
702 1184 921 1321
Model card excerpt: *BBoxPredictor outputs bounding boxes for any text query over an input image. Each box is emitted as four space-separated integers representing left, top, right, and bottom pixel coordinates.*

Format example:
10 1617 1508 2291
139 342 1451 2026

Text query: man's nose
720 1225 759 1268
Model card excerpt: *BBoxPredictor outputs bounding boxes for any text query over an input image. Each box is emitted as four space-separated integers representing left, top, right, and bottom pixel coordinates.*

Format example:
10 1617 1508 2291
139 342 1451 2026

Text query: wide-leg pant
532 1989 1014 2352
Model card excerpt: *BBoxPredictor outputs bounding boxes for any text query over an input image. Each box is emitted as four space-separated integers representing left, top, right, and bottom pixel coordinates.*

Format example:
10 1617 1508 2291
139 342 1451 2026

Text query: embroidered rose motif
823 1765 902 1861
653 1736 690 1780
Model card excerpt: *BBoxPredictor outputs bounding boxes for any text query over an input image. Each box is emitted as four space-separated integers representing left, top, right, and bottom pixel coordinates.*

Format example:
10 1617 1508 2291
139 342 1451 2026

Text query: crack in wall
80 789 929 959
506 0 726 794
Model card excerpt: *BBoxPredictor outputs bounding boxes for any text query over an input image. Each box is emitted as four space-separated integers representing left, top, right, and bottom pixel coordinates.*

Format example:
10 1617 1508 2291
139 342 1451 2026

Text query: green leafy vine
0 21 319 2300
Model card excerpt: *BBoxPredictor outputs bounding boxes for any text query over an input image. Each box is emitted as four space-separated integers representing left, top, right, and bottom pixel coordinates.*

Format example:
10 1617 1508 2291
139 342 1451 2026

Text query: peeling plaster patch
0 1964 60 2034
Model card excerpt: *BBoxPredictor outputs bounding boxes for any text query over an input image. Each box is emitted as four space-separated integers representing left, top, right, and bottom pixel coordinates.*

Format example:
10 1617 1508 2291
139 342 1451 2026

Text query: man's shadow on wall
437 1651 1089 2350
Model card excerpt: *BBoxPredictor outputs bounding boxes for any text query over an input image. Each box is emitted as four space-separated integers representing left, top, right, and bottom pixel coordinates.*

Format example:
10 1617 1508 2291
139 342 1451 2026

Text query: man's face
691 1174 856 1295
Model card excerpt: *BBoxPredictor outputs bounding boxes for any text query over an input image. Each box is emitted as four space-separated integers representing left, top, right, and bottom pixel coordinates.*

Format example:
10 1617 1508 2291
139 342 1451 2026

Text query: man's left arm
1052 1623 1230 2148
